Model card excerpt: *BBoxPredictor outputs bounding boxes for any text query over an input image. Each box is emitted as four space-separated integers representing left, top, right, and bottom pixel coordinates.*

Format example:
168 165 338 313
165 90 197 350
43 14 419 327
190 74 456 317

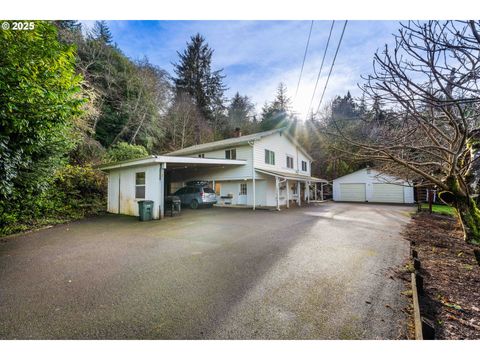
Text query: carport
98 156 246 219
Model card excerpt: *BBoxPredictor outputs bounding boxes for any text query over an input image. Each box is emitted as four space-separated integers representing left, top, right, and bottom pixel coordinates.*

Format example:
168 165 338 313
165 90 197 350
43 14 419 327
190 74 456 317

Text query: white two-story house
99 127 327 219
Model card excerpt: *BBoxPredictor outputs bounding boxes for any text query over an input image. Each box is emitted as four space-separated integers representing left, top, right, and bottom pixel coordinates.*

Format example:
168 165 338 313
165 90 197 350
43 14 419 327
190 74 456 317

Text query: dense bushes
0 164 106 236
104 141 149 162
0 21 109 237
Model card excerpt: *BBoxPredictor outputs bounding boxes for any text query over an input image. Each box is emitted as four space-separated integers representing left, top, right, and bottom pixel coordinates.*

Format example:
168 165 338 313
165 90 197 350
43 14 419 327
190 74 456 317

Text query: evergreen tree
259 83 292 131
91 21 113 44
331 91 358 120
227 92 255 135
272 82 291 112
54 20 82 31
172 33 226 143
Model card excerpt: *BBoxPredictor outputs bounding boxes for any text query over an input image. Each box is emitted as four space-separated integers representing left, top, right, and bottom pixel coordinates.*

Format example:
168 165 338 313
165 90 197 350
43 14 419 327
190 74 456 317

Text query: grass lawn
421 203 456 217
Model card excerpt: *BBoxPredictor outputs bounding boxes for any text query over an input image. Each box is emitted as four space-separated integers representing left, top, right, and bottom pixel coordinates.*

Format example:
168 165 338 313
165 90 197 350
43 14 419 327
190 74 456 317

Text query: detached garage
333 168 414 204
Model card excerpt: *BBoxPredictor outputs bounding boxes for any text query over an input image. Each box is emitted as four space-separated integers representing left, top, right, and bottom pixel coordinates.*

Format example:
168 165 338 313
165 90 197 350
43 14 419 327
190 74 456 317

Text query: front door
238 183 247 205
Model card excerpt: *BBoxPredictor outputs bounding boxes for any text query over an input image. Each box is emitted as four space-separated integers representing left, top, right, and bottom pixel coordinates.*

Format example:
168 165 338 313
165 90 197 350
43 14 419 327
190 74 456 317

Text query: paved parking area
0 202 412 339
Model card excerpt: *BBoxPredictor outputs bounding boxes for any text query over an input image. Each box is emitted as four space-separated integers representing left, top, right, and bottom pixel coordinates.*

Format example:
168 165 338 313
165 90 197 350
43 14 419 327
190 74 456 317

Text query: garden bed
403 212 480 339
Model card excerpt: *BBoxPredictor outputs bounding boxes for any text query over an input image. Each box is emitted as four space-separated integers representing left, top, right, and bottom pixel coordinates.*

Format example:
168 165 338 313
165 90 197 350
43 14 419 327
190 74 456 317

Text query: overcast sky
81 20 403 119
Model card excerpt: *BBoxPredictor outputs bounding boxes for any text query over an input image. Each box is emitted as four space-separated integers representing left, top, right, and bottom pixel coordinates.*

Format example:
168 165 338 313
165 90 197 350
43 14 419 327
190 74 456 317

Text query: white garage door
372 183 404 203
339 183 366 202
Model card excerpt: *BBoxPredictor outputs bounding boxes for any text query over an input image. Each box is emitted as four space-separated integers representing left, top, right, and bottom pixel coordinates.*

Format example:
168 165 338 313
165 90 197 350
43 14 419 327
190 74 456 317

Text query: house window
301 160 308 172
292 184 297 195
135 172 146 199
240 183 247 195
225 148 236 159
198 153 205 158
265 149 275 165
286 155 294 169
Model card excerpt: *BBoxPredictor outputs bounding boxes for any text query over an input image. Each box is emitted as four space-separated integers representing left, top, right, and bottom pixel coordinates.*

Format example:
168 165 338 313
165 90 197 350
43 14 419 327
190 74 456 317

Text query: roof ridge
167 127 288 155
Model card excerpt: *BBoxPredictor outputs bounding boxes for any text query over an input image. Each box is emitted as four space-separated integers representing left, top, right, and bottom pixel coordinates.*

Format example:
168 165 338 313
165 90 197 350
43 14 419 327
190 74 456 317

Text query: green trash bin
138 200 154 221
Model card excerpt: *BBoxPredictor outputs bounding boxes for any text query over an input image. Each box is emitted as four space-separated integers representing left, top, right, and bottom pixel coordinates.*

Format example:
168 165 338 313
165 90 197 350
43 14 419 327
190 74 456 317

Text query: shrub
0 164 106 237
104 142 149 163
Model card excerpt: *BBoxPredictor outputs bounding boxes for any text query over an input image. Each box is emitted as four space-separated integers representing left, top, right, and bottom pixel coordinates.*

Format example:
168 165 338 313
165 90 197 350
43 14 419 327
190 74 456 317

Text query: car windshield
203 188 215 193
174 188 185 195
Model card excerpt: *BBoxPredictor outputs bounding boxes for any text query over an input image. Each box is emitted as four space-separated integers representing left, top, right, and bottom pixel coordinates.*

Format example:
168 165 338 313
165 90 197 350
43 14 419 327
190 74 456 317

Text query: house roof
332 167 410 184
97 155 246 171
167 127 314 161
255 168 328 183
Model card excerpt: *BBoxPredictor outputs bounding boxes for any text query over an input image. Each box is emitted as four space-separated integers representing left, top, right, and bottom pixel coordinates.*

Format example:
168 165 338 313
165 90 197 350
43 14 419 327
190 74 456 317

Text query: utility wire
306 20 335 118
315 20 348 115
293 20 314 102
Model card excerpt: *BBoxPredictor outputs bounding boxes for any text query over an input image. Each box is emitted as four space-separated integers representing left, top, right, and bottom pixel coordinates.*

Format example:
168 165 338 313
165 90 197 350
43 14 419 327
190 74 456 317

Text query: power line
306 20 335 118
293 20 314 102
315 20 348 115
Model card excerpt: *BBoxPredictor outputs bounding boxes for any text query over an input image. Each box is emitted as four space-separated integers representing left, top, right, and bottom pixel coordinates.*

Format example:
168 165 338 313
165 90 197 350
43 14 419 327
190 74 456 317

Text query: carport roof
97 155 246 171
255 168 328 183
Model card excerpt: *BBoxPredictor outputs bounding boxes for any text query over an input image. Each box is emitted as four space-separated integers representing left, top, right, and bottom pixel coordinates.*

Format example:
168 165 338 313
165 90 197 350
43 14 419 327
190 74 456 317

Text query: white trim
255 168 328 183
98 155 247 171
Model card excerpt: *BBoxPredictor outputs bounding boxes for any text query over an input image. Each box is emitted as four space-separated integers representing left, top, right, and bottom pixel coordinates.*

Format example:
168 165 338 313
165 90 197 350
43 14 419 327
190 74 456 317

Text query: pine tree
54 20 82 31
172 33 226 143
92 21 113 44
227 92 255 134
259 83 292 131
272 82 291 112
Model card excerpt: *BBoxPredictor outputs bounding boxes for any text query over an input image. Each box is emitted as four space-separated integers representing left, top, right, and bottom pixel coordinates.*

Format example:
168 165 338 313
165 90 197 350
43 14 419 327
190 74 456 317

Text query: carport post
159 163 165 219
275 176 280 211
314 183 317 201
286 180 289 208
249 139 256 210
321 183 324 201
297 182 301 206
307 181 310 204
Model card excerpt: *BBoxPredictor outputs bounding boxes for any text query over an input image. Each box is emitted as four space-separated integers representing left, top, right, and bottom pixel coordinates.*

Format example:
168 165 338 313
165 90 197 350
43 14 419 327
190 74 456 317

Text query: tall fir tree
259 82 292 131
91 21 113 44
227 92 255 135
172 33 226 143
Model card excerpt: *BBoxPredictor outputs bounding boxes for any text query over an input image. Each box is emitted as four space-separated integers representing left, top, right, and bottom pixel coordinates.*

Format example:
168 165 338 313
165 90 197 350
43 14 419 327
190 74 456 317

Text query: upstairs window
286 155 294 169
225 148 236 159
135 172 146 199
301 160 308 172
265 149 275 165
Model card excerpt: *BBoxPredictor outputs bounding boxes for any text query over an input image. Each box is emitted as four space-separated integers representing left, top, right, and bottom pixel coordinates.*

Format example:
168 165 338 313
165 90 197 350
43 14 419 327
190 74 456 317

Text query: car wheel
190 200 199 209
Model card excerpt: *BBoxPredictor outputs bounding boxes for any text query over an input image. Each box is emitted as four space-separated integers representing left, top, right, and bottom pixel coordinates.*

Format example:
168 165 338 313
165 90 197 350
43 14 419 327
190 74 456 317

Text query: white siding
107 164 162 219
332 168 414 204
253 132 311 176
183 145 253 181
216 179 268 206
107 170 120 214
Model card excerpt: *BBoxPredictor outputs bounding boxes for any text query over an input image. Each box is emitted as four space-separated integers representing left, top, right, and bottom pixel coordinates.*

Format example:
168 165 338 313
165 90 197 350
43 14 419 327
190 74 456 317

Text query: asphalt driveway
0 202 412 339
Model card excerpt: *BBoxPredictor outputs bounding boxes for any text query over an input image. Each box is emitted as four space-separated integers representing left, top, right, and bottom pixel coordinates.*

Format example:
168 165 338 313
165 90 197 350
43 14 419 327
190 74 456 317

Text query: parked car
173 185 217 209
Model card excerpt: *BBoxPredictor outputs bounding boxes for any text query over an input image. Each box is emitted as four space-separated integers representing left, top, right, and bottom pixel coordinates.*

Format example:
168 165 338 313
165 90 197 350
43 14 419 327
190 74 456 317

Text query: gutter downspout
248 140 256 210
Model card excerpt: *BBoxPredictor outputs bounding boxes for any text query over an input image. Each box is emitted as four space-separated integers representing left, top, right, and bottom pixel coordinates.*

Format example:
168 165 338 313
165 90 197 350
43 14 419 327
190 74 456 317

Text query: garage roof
97 155 247 171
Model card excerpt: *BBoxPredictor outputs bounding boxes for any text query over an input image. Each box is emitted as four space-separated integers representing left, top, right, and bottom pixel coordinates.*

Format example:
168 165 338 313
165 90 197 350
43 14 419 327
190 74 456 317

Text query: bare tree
326 20 480 244
164 93 199 151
